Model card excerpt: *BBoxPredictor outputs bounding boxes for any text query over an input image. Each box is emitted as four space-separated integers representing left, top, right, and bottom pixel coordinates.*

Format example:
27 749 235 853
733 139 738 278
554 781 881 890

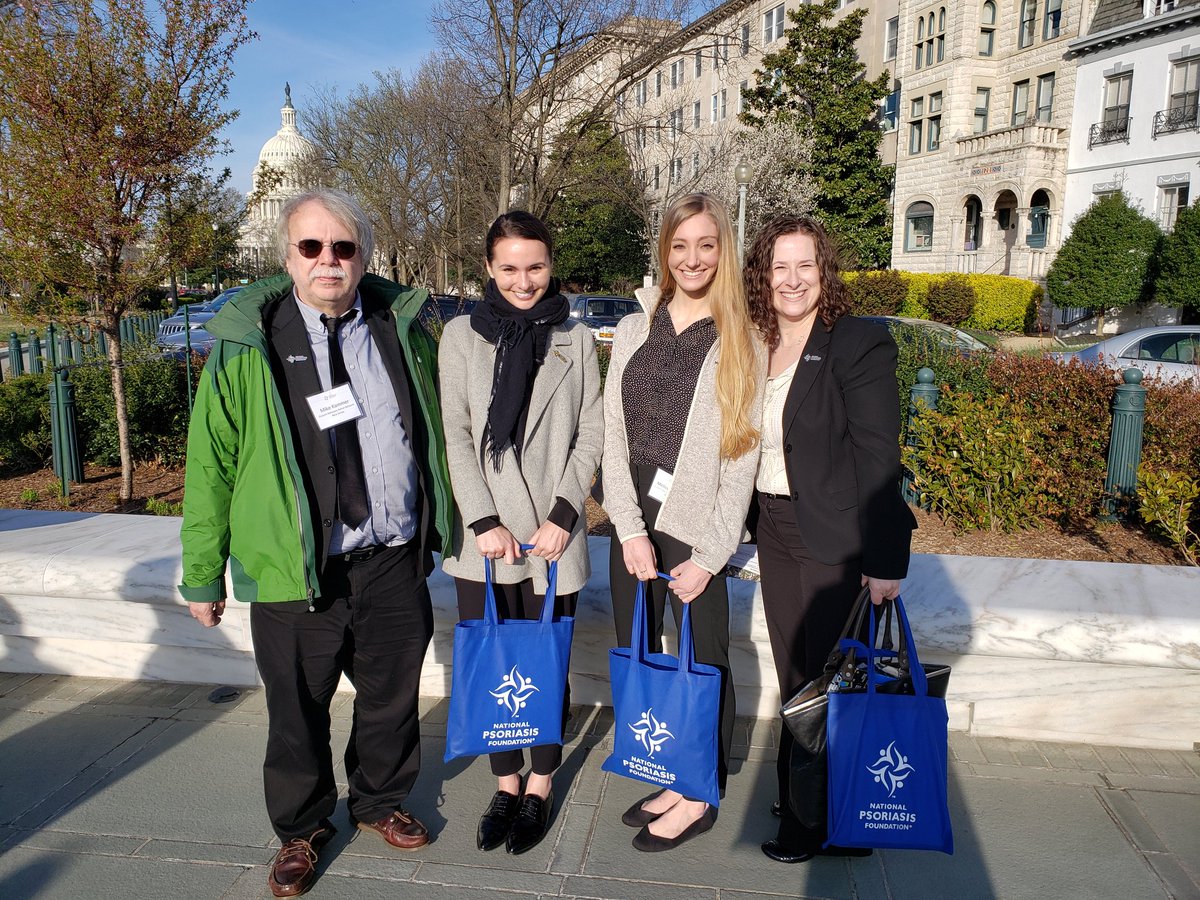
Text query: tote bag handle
482 544 559 626
630 573 701 672
867 596 928 696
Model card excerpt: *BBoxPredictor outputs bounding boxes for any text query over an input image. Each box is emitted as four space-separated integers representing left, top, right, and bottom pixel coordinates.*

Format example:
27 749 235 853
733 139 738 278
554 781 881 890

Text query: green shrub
964 275 1041 333
982 353 1115 525
595 342 611 386
903 388 1049 532
1137 466 1199 565
892 326 993 424
846 269 908 316
0 373 53 472
924 274 976 325
145 496 184 516
71 358 192 467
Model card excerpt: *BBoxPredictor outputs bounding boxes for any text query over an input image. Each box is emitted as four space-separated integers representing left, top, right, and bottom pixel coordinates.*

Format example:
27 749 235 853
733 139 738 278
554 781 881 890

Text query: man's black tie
320 310 370 528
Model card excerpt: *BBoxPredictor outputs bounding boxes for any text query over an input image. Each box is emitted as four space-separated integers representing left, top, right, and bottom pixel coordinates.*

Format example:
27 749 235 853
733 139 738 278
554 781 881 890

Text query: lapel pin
287 354 308 363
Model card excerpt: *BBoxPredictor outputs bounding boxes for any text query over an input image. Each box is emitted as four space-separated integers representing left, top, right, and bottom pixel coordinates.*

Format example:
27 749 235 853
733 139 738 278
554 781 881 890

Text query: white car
1049 326 1200 386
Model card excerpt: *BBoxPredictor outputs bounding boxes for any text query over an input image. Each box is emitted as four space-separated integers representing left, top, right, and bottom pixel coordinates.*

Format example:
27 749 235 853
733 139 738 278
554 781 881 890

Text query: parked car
1048 326 1200 386
861 316 993 355
418 294 478 330
158 286 244 355
567 293 639 344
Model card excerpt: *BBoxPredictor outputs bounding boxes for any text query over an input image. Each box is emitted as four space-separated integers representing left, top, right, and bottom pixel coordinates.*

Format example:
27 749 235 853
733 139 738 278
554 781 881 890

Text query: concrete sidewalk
0 673 1196 900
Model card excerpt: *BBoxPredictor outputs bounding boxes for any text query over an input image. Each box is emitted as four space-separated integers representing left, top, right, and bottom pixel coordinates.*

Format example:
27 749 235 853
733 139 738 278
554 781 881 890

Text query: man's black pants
250 542 433 842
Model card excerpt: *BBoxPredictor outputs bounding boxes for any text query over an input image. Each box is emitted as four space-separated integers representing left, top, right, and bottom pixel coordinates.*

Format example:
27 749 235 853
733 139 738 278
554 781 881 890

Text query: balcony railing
1089 117 1131 148
1153 105 1199 138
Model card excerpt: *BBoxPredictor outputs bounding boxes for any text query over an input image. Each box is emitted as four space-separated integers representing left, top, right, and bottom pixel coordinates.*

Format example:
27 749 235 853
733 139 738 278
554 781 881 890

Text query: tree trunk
105 313 135 502
1095 310 1106 337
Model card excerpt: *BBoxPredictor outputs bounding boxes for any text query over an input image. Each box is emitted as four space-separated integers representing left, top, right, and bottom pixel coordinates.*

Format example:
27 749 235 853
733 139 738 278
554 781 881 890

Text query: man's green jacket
178 273 453 605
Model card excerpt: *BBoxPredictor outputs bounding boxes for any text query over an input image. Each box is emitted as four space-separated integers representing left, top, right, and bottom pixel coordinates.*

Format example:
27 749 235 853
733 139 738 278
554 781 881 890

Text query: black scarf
470 278 569 470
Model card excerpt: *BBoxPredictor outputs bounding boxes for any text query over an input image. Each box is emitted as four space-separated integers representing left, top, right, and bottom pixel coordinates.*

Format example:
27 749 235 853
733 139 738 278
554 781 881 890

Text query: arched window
964 197 983 250
979 1 996 56
937 7 946 60
906 202 935 252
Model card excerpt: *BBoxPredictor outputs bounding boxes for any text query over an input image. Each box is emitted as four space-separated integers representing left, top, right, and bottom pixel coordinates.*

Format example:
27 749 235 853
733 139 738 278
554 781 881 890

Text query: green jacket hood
206 273 430 347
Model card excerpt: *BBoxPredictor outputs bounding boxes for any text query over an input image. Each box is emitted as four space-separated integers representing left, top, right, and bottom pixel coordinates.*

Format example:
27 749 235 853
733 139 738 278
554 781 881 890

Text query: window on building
721 88 727 119
1019 0 1037 49
695 49 702 78
914 8 945 69
655 71 663 97
670 157 683 185
1012 79 1031 125
670 60 683 89
656 118 662 143
885 17 899 61
1043 0 1062 39
616 91 626 111
906 202 935 251
711 92 719 123
739 80 748 114
881 88 899 131
909 97 924 153
693 100 701 129
741 22 750 56
937 7 946 61
653 165 660 190
1103 72 1133 127
974 87 991 133
1036 72 1056 123
764 4 785 43
638 126 647 149
669 107 682 137
979 1 996 56
1169 58 1199 117
927 92 943 150
635 79 647 107
692 150 700 177
713 40 722 69
1160 183 1191 230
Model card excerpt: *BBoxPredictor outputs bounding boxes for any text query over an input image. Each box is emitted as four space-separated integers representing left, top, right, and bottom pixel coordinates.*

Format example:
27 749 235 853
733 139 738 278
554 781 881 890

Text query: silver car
1049 326 1200 386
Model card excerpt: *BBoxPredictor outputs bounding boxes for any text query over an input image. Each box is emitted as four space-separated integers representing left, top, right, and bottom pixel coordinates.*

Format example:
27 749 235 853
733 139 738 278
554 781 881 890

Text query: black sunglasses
292 239 358 260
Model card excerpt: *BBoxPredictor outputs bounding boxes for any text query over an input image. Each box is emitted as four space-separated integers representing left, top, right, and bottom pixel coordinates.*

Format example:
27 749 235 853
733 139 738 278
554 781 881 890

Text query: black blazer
776 315 916 579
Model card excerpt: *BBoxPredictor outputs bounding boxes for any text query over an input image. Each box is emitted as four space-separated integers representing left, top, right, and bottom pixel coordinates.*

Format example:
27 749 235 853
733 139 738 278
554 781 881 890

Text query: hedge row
844 270 1041 332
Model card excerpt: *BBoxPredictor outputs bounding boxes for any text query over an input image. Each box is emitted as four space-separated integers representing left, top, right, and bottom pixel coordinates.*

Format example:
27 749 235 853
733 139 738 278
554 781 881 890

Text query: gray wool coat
438 315 605 595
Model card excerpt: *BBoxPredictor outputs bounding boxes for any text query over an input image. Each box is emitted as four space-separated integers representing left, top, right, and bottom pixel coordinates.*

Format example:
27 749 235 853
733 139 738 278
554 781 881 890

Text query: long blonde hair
656 193 760 460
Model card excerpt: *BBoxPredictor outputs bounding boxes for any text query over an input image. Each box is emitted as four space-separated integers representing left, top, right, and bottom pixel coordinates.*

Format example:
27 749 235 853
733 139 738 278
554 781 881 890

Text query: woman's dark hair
485 210 554 261
743 214 851 350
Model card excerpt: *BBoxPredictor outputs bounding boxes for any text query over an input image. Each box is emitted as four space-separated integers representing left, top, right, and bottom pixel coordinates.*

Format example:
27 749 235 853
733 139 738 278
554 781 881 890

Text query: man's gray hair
275 189 375 267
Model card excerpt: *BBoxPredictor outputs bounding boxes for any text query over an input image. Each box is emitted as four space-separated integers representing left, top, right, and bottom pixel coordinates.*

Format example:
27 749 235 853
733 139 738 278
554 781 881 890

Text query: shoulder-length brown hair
653 192 760 460
743 215 852 350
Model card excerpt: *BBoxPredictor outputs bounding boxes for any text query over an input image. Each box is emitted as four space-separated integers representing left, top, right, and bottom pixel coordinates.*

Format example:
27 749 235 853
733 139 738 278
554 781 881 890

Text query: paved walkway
0 673 1196 900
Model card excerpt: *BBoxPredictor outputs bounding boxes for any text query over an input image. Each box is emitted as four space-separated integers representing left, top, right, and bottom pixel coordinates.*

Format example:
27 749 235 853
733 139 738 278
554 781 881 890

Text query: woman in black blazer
742 215 916 864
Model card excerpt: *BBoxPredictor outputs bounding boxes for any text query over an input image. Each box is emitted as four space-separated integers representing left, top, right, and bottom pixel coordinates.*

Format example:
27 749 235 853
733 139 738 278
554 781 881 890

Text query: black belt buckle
342 544 381 563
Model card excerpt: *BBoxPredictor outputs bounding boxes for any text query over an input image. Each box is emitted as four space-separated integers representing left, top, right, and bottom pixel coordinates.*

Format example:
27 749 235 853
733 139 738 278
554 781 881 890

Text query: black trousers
755 492 861 851
609 464 735 793
454 576 577 777
249 542 433 842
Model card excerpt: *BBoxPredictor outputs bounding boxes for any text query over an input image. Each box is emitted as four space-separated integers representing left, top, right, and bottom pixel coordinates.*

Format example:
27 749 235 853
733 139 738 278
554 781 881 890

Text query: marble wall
0 509 1196 749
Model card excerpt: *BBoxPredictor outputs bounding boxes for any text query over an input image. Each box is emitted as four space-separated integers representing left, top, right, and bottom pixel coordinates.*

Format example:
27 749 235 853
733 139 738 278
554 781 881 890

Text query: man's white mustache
310 267 346 281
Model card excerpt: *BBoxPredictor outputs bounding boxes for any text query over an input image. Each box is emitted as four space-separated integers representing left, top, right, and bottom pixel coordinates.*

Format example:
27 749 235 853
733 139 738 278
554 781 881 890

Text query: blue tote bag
826 596 954 853
601 579 722 807
444 550 574 762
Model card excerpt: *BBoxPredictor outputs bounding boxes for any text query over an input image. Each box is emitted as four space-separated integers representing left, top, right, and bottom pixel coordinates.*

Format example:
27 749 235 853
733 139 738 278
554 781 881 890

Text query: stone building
889 1 1097 280
237 85 316 274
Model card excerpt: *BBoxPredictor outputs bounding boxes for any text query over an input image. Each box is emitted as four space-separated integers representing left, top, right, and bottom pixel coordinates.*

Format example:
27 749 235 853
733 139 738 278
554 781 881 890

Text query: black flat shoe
621 789 669 827
632 805 716 852
476 790 520 851
506 789 554 855
761 839 815 864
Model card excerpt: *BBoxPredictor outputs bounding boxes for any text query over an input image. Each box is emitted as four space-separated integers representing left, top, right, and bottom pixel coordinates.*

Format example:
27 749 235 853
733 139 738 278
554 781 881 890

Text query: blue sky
219 0 441 195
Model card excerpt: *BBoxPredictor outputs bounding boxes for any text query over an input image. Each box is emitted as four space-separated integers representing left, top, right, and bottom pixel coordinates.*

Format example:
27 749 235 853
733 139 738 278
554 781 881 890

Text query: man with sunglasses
179 189 452 897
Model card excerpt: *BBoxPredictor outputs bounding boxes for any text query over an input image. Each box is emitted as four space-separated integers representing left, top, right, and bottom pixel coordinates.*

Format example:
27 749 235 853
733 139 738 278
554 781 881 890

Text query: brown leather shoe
355 809 429 850
268 828 330 897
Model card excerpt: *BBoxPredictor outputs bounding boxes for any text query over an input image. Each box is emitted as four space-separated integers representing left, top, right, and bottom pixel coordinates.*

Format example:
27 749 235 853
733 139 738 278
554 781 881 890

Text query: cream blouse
755 358 798 495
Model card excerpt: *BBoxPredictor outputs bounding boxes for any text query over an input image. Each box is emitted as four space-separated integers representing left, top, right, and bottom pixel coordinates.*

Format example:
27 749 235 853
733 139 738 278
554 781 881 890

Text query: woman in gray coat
439 211 604 856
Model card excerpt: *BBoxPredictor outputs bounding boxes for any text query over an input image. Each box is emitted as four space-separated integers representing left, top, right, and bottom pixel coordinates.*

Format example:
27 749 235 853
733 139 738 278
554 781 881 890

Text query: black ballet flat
632 805 716 852
621 789 668 827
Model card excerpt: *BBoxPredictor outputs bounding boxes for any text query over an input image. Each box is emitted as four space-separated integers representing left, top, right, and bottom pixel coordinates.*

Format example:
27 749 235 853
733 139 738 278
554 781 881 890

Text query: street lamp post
211 222 220 293
735 159 753 262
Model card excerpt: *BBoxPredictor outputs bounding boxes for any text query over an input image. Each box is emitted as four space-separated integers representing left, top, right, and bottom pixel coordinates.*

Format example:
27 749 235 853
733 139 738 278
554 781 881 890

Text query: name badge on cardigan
648 467 673 503
305 383 364 430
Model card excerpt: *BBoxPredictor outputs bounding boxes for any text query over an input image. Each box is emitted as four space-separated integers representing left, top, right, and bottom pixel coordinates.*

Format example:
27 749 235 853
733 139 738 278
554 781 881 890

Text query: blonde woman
602 192 764 852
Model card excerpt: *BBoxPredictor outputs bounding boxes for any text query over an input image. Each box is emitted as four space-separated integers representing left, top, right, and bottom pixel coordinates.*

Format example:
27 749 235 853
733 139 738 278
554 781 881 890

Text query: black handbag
779 589 951 828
